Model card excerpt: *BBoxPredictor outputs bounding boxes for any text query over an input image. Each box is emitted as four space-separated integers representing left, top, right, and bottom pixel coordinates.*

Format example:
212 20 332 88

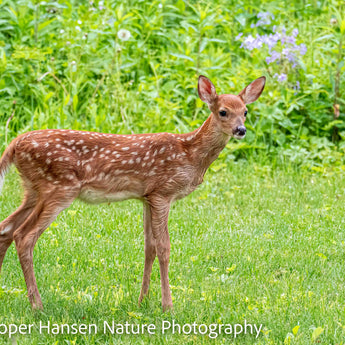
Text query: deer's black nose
235 125 246 136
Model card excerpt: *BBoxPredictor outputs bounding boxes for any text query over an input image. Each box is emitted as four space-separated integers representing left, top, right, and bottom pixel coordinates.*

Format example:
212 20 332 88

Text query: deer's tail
0 141 16 195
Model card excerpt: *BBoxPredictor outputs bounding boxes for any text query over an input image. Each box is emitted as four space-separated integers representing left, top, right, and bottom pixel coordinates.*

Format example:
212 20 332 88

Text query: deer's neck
185 114 229 172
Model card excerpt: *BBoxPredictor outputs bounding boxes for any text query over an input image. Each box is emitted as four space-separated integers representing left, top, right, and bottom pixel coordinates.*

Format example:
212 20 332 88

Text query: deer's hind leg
0 189 37 272
13 186 79 309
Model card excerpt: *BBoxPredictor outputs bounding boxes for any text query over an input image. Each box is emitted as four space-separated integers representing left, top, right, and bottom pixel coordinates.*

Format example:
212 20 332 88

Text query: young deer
0 75 265 311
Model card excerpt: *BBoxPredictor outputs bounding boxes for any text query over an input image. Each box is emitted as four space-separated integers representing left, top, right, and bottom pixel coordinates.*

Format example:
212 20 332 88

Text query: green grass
1 162 345 344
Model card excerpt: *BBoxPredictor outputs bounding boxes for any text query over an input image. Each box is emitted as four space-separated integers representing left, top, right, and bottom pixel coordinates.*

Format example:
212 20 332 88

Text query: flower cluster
236 13 307 85
251 12 274 28
238 28 306 67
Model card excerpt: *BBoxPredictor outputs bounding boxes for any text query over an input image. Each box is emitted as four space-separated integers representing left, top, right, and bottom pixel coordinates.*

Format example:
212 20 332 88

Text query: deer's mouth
233 133 246 140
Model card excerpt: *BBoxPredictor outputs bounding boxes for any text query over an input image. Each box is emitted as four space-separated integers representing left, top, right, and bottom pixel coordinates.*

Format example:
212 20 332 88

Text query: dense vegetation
0 0 344 167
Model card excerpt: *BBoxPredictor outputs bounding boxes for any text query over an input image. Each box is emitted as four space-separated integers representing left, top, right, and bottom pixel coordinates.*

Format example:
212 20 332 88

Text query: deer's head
198 75 266 139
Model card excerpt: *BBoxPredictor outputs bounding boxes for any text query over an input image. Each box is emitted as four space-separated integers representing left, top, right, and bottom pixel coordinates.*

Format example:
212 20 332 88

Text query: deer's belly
78 188 140 204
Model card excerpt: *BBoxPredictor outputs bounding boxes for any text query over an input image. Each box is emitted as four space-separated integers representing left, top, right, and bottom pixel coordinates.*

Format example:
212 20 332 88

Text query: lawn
1 162 345 344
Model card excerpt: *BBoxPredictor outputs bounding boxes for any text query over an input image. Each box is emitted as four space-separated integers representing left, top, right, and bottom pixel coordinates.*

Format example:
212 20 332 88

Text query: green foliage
0 0 344 166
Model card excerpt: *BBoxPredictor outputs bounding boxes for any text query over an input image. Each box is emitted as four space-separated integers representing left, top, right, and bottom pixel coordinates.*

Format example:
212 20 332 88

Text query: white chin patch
233 134 246 140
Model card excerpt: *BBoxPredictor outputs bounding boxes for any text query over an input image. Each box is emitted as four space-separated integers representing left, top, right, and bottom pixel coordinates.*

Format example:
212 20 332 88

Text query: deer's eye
244 110 248 117
219 110 227 117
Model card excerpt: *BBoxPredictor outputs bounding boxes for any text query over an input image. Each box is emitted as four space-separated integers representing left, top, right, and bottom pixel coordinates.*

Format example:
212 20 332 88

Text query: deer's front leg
139 202 156 305
150 198 172 311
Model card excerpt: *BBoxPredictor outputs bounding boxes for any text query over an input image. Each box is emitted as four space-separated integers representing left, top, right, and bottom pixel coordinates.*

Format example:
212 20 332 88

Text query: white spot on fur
86 164 91 172
32 140 39 148
122 147 130 151
46 159 51 164
0 224 12 235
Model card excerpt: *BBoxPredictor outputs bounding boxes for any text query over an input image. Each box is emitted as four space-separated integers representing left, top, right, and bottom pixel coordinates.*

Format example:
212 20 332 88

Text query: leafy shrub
0 0 344 167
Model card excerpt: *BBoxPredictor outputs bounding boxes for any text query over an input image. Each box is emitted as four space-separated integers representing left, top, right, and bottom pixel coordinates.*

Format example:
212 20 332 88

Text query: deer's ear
198 75 217 106
238 76 266 104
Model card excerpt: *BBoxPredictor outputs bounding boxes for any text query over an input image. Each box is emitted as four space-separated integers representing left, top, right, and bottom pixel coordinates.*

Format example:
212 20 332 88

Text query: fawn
0 75 265 311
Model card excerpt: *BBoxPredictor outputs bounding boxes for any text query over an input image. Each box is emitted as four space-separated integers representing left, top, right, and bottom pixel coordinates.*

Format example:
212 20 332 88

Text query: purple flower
235 33 243 41
298 43 307 55
282 48 296 63
241 35 263 50
262 33 280 50
274 73 287 82
266 50 281 64
255 12 274 27
285 35 296 45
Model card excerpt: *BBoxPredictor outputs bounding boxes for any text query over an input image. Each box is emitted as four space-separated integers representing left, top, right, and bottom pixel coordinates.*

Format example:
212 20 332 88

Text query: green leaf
169 53 194 62
321 120 343 131
311 327 323 341
341 20 345 34
38 18 56 32
73 94 78 112
64 94 70 106
44 92 54 102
